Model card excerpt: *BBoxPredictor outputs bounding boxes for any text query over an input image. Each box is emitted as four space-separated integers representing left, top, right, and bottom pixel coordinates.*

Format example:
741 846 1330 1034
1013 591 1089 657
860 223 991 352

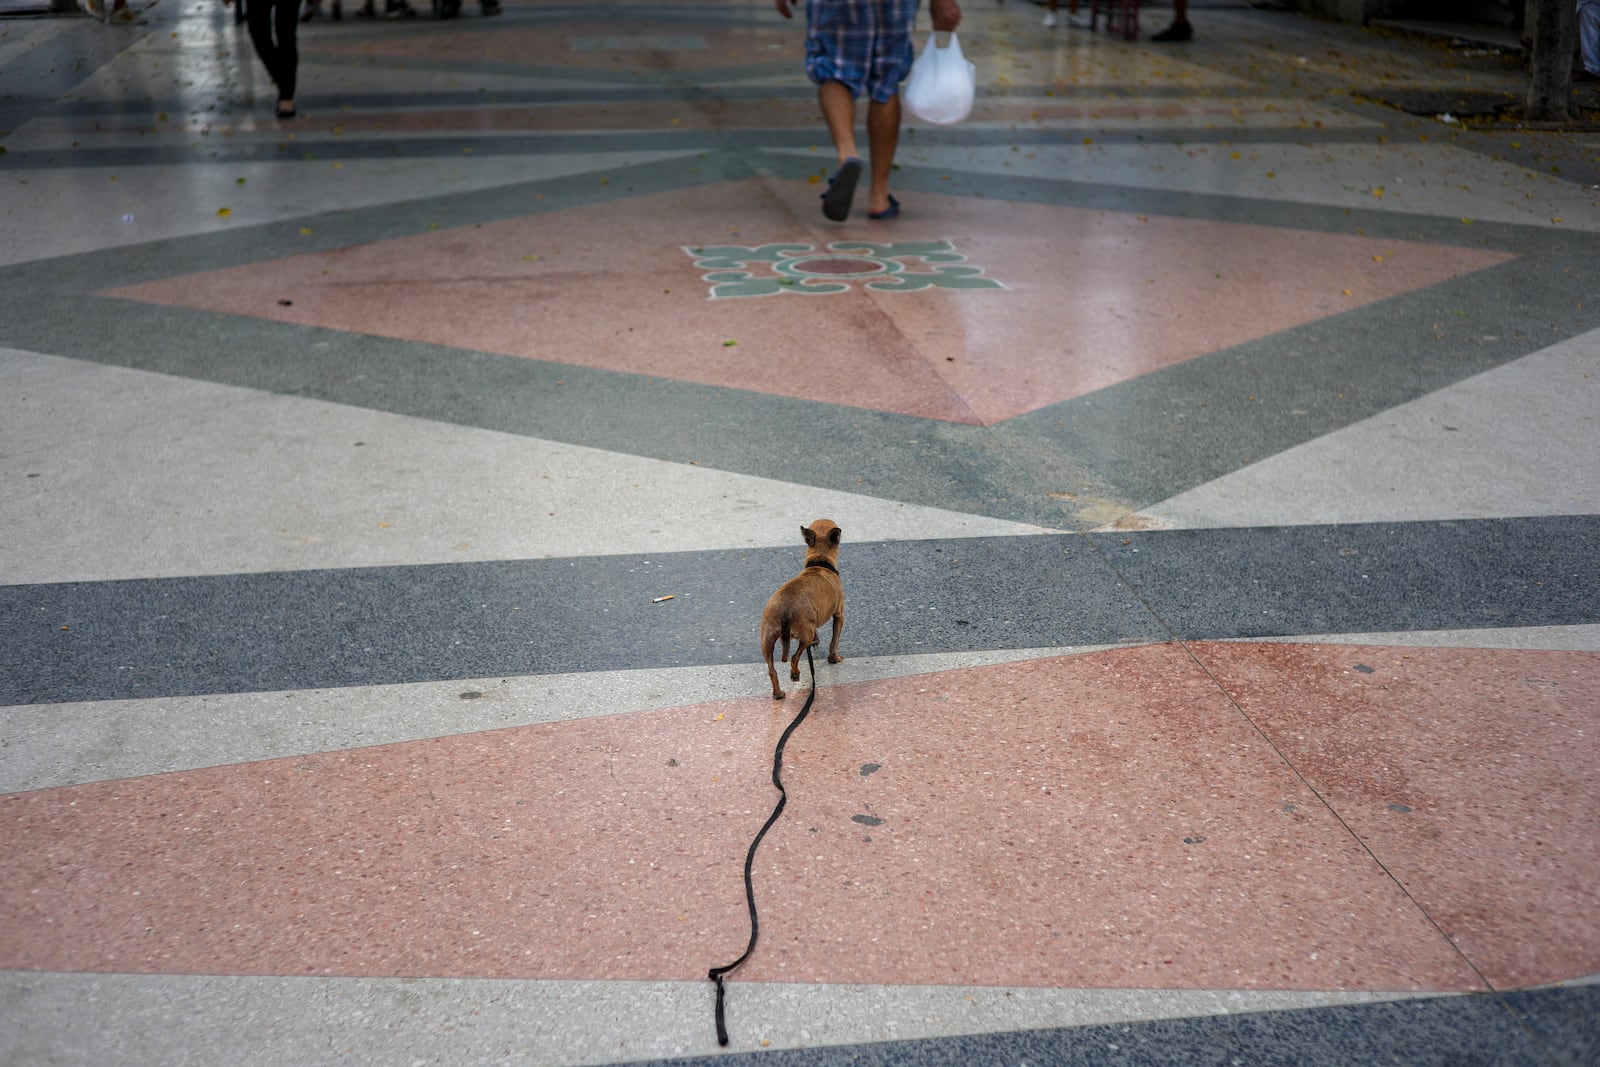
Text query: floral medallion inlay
684 240 1007 298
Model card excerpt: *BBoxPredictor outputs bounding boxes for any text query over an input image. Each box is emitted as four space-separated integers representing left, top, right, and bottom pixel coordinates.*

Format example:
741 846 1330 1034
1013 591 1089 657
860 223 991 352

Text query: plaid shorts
805 0 919 103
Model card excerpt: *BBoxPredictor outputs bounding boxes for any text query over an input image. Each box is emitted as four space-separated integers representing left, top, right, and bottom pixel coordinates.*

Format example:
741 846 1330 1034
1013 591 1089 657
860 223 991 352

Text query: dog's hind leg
788 622 816 680
762 628 786 700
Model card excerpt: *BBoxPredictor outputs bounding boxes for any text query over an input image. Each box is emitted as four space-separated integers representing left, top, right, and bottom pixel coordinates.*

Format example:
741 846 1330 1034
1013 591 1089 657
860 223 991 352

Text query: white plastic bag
902 32 976 126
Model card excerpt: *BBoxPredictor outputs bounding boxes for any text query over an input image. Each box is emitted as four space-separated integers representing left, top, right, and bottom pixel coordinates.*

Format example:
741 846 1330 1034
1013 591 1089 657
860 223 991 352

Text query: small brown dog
760 519 844 699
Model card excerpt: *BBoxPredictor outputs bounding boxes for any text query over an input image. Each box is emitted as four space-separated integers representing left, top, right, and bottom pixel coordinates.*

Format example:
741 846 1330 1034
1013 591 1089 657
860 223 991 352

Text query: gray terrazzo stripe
615 984 1600 1067
23 83 1296 121
0 128 1432 175
1096 516 1600 640
4 517 1595 706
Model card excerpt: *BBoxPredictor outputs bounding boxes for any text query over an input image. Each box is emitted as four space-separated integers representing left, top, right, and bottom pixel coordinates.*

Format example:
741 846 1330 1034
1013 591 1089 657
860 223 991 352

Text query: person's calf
865 96 901 214
818 81 860 162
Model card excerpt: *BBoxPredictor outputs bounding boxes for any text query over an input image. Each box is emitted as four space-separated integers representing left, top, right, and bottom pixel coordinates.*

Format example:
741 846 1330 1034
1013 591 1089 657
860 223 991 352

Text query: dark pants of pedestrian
247 0 298 101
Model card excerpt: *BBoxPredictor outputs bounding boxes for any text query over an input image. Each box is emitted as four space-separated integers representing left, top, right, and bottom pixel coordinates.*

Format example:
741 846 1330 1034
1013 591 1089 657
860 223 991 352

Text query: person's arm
929 0 961 31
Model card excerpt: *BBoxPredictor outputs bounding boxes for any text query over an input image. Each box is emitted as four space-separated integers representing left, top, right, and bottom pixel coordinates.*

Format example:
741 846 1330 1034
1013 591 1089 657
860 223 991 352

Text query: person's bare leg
818 80 859 163
865 94 900 215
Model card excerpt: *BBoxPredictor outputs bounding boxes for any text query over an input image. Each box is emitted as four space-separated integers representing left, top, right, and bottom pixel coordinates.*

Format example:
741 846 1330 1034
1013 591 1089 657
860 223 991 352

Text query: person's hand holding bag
903 0 974 127
929 0 961 32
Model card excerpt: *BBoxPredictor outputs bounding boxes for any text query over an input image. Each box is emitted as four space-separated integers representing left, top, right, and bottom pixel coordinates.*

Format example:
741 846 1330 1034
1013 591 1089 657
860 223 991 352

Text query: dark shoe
820 157 862 222
384 0 414 17
1151 19 1192 42
481 0 500 13
868 195 900 221
276 101 297 120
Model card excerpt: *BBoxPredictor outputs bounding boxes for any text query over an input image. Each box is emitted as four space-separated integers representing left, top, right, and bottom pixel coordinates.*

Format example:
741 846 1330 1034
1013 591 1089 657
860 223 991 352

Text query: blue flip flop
820 157 863 221
868 195 900 221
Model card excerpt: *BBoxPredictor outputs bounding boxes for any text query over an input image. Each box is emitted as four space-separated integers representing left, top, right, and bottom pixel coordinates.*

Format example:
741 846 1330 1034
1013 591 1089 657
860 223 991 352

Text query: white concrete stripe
0 348 1058 586
0 970 1442 1067
1120 329 1600 530
0 20 76 71
0 151 700 268
0 646 1120 793
894 143 1600 232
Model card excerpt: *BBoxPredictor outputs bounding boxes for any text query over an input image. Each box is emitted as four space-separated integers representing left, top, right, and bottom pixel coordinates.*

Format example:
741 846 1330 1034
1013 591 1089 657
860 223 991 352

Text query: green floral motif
684 240 1005 299
831 240 968 264
687 244 813 270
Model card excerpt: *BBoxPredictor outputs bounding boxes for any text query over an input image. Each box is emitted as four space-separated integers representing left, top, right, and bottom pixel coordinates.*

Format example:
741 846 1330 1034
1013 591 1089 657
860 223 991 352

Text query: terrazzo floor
1 2 1597 1065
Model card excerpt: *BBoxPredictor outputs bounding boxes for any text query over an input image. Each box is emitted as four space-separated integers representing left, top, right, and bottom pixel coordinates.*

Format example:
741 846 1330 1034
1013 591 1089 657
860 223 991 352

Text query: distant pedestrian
1579 0 1600 81
1043 0 1089 28
775 0 964 221
245 0 300 118
1151 0 1191 41
298 0 341 20
81 0 142 22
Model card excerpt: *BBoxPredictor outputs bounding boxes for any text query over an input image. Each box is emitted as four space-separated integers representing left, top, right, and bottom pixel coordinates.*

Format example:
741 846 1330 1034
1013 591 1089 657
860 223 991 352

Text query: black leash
708 644 817 1047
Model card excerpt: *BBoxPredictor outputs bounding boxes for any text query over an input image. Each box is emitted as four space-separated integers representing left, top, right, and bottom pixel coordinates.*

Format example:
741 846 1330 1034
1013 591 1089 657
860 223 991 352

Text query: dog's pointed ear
828 526 842 545
802 525 818 547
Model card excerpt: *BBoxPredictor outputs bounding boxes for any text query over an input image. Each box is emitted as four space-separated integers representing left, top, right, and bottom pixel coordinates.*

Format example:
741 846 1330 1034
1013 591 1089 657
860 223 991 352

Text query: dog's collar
804 559 839 575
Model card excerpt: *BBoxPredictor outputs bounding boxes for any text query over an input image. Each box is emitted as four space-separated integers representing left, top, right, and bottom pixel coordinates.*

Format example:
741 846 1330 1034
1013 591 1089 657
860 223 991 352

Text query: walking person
245 0 301 119
775 0 963 221
1151 0 1191 41
1043 0 1089 28
1579 0 1600 81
